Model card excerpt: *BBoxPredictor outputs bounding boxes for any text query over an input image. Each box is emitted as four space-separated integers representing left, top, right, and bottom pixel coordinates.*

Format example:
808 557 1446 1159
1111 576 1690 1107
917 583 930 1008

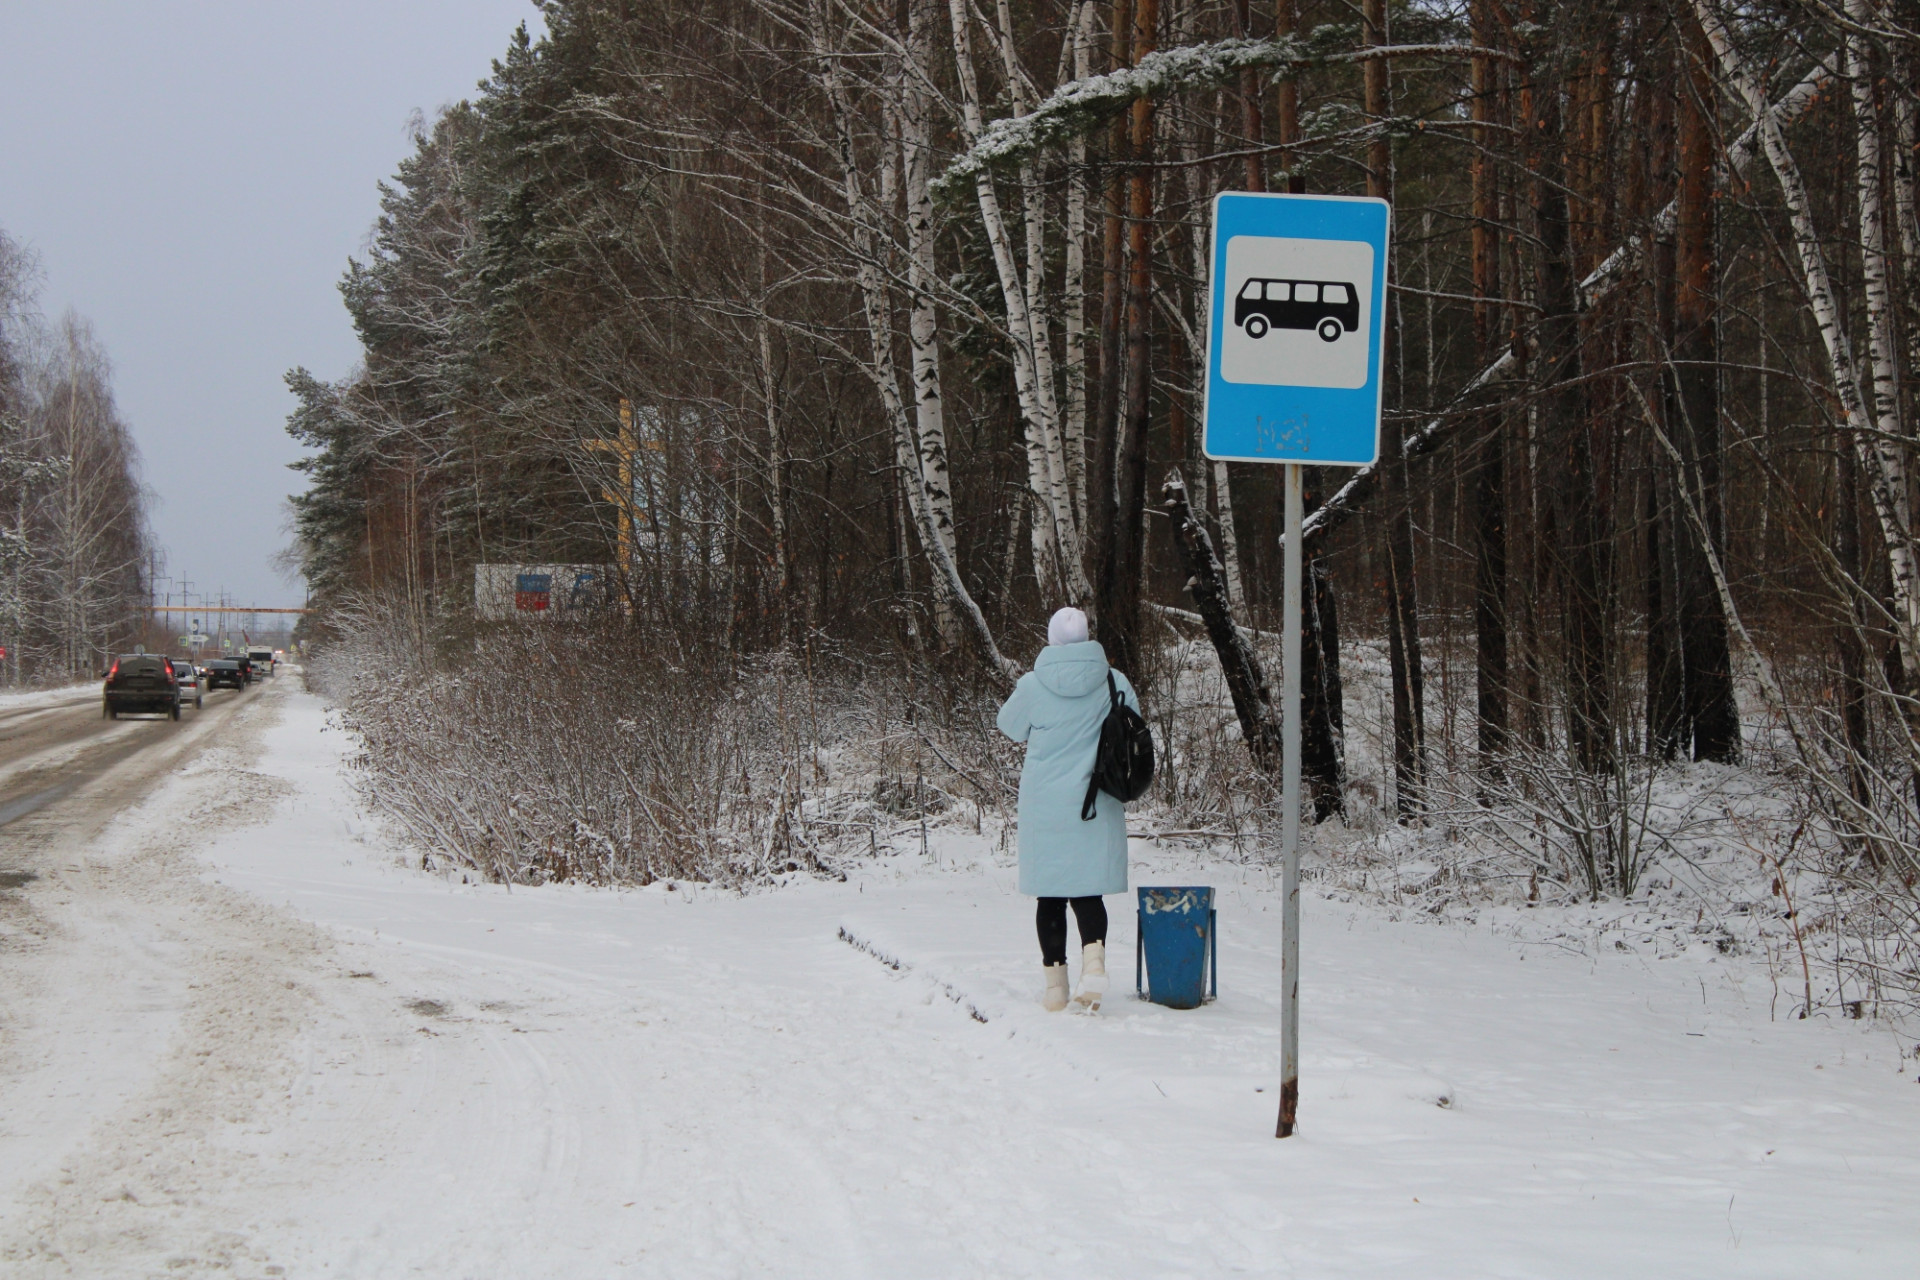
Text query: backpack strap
1080 672 1123 822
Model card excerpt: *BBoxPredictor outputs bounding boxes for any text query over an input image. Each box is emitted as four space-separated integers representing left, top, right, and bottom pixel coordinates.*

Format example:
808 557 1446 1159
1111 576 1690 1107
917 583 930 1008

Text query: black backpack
1082 672 1155 820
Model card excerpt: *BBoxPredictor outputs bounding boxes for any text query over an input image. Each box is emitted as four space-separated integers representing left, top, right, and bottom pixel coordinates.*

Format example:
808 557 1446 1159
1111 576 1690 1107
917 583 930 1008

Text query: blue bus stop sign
1201 193 1390 467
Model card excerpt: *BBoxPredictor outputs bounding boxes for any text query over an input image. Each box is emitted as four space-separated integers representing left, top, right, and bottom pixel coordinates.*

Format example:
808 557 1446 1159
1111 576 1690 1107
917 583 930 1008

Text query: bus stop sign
1197 191 1391 1139
1201 193 1390 467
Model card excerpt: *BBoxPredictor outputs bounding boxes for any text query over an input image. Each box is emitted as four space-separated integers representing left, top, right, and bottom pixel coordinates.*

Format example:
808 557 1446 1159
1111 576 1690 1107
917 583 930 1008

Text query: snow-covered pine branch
933 33 1517 196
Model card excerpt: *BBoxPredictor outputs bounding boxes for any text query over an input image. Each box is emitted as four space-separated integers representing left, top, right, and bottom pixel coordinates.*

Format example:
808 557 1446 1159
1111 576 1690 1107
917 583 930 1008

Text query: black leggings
1036 896 1108 966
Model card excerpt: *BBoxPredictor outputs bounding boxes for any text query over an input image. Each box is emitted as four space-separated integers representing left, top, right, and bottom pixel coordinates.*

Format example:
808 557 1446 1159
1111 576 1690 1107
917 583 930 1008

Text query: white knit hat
1047 606 1089 646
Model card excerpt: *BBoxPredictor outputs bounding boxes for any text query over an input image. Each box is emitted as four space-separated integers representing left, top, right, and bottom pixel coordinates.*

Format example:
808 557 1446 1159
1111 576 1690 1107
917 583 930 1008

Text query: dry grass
307 595 1036 887
309 592 1920 1020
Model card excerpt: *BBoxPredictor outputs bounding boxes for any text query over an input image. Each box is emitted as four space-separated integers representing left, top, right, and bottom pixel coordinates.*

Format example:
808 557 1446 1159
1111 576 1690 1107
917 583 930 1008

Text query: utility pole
177 579 194 654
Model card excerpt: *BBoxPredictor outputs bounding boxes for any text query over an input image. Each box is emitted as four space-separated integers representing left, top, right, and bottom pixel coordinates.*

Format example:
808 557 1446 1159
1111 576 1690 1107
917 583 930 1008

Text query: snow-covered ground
3 685 1916 1277
0 682 97 713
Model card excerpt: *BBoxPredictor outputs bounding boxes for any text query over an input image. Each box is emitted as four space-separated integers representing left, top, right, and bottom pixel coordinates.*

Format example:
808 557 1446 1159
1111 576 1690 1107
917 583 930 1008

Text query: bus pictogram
1233 277 1359 343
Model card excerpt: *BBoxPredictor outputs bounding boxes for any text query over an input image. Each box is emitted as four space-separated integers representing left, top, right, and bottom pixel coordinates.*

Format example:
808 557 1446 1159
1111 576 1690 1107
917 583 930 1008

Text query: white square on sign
1220 235 1374 389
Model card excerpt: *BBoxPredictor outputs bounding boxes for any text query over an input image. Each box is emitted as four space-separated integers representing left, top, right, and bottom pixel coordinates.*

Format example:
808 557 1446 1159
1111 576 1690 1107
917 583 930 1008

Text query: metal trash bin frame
1134 886 1218 1008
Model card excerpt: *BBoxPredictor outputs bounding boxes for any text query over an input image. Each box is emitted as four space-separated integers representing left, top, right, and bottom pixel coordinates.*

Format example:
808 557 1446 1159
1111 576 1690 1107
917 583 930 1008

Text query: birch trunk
812 2 1016 683
994 1 1073 559
947 0 1091 605
1211 470 1245 623
1027 420 1065 601
1893 38 1920 430
1846 0 1910 479
1892 39 1920 275
900 0 962 647
1021 197 1073 586
998 486 1025 609
1690 0 1920 687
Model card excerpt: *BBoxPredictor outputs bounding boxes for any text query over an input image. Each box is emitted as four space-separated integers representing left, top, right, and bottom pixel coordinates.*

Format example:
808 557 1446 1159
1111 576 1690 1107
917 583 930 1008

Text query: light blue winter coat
995 640 1139 898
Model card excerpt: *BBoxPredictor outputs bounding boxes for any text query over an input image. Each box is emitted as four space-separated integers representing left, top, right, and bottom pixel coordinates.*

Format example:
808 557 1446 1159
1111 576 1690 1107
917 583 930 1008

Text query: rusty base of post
1276 1077 1299 1137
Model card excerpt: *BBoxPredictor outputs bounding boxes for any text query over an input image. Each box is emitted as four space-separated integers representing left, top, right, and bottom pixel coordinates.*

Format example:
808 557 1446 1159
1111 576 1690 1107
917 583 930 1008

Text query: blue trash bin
1135 886 1218 1009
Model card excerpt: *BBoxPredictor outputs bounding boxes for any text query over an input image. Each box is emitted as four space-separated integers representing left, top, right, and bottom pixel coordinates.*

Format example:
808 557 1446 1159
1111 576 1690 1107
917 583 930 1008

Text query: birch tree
1691 0 1920 691
945 0 1092 607
813 0 1015 680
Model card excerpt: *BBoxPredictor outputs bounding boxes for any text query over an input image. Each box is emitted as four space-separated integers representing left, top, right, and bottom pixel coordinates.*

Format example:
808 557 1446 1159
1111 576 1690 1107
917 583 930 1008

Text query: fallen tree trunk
1284 57 1833 554
1163 471 1282 773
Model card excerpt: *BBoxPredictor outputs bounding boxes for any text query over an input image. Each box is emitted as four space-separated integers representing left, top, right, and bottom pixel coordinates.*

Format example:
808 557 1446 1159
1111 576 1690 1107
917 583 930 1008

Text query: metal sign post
1278 463 1304 1136
1201 192 1389 1138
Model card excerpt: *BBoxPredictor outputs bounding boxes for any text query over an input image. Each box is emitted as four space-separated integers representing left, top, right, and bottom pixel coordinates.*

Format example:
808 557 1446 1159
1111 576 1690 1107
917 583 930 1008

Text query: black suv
202 659 246 690
103 654 182 719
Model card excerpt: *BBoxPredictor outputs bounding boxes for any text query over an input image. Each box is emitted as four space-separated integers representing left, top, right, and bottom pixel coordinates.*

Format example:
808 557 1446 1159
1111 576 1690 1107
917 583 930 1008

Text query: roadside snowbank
0 682 96 712
150 688 1919 1277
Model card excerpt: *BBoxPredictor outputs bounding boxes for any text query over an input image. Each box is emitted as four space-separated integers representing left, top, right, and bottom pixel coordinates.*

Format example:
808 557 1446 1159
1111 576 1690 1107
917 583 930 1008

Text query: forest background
287 0 1920 1019
0 227 153 683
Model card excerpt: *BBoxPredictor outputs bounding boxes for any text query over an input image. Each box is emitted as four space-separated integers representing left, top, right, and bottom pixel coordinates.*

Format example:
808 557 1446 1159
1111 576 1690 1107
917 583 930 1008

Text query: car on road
233 653 254 685
202 658 246 691
103 654 181 720
170 658 204 710
247 647 276 678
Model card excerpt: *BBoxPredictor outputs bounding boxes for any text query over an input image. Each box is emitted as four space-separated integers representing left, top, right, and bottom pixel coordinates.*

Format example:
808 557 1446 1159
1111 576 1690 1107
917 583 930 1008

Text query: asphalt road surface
0 674 302 1273
0 684 246 835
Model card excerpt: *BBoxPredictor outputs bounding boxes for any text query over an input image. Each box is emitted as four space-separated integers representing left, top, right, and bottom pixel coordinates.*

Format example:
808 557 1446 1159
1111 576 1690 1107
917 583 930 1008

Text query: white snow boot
1042 963 1070 1012
1072 940 1107 1013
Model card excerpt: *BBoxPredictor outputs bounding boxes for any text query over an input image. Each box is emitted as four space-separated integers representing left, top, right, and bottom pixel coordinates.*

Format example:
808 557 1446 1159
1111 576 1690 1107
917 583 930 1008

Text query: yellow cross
585 398 659 569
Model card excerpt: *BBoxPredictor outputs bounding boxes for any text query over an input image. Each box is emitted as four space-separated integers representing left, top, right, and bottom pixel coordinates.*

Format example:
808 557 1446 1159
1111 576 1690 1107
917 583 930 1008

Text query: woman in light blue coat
996 607 1140 1012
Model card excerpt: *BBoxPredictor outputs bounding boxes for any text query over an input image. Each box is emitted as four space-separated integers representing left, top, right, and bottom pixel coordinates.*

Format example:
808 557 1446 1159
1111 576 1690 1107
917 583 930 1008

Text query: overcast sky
0 1 544 609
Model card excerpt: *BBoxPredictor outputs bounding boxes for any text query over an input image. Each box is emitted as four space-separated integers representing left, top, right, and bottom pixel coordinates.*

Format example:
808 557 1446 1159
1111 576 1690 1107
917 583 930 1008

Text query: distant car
232 653 254 684
247 647 276 678
103 654 181 719
170 658 204 710
202 658 246 690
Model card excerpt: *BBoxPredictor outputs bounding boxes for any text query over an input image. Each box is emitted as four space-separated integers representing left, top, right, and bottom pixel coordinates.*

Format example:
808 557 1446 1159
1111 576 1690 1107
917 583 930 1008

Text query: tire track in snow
0 686 328 1276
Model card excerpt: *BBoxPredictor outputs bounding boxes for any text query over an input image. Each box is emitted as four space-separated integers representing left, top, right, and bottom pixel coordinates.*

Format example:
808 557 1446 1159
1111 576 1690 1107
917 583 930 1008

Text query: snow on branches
933 33 1515 196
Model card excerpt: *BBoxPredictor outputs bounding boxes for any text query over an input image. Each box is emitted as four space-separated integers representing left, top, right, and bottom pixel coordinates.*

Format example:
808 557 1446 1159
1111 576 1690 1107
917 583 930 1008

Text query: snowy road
1 682 1916 1277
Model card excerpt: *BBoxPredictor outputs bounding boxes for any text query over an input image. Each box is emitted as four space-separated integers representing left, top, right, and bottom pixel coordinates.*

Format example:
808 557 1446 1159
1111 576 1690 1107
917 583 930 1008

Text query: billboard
474 565 616 621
